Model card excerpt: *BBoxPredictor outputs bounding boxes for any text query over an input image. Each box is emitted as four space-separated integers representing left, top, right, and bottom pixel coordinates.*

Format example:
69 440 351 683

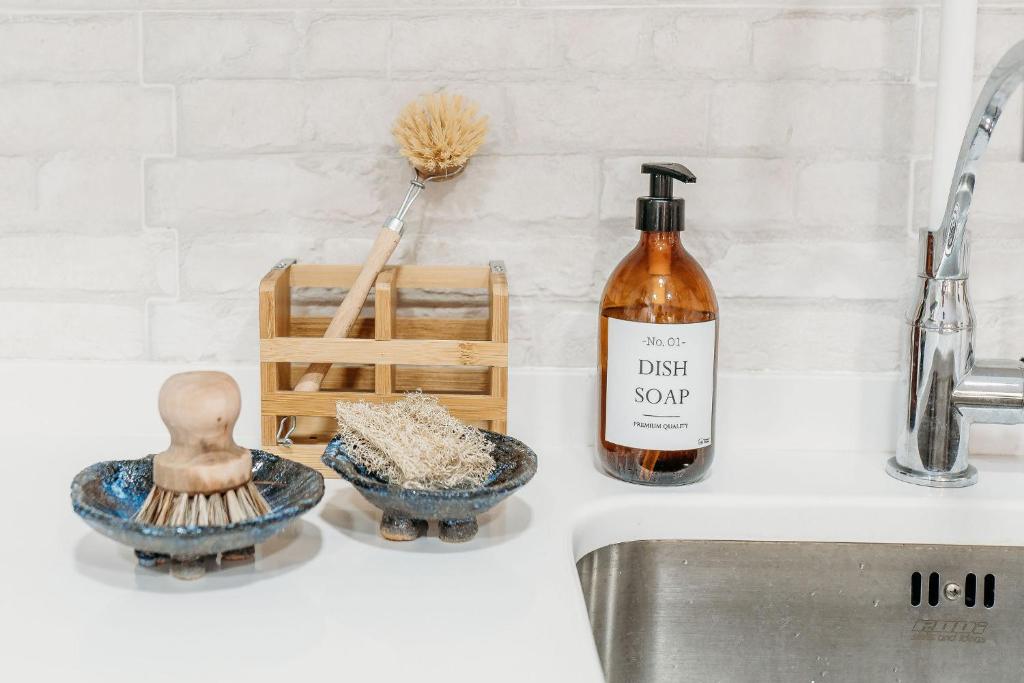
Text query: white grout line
913 5 926 83
136 6 183 360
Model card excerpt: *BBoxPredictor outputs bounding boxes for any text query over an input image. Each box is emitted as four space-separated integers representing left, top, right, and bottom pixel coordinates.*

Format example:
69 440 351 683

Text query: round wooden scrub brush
294 91 488 393
134 371 271 527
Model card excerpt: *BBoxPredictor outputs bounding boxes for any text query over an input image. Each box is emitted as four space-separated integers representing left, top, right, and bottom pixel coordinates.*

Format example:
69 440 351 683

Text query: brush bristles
134 481 271 527
392 92 488 175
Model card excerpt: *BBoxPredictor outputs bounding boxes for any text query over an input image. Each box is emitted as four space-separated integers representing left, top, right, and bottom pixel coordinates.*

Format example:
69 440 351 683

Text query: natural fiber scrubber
392 93 488 176
336 393 494 490
293 92 488 393
135 371 270 526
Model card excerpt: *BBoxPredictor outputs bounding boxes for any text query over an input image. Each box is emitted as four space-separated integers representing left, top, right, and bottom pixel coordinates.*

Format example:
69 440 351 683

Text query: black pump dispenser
636 162 697 232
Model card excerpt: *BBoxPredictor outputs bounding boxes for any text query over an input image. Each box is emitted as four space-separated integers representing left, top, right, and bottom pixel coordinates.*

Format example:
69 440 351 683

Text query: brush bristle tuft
134 481 271 527
392 92 488 175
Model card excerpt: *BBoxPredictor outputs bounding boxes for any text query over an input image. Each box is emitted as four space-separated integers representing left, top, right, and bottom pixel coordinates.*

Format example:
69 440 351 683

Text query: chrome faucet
887 40 1024 487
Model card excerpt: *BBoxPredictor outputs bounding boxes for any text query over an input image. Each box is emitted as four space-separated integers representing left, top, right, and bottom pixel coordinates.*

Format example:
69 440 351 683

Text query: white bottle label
605 318 716 451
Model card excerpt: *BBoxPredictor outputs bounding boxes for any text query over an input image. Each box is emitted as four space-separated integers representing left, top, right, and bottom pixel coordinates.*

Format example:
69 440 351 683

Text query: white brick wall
2 1 1024 373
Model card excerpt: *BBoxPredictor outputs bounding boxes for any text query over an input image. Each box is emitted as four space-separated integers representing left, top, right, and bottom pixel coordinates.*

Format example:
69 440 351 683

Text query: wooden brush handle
294 226 403 392
153 371 251 494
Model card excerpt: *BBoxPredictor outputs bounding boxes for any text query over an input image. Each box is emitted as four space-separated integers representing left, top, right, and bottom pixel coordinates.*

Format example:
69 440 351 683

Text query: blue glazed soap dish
321 430 537 542
71 450 324 579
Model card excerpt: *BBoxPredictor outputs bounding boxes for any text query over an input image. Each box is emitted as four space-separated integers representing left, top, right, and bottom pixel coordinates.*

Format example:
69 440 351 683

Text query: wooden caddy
258 261 509 477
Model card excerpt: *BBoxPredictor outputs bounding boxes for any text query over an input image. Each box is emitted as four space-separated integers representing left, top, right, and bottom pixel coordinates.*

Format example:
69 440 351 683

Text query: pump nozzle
641 163 696 197
636 162 697 232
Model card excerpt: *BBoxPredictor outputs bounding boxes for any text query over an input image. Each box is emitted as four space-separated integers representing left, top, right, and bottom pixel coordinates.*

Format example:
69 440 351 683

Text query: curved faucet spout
892 40 1024 488
927 39 1024 279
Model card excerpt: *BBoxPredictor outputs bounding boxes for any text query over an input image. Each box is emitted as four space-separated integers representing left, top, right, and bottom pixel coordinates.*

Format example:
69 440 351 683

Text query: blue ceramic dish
71 450 324 578
321 430 537 542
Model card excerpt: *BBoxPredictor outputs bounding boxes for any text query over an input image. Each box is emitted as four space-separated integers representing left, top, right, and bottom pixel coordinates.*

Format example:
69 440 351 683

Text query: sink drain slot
928 572 941 606
911 571 922 606
984 574 996 608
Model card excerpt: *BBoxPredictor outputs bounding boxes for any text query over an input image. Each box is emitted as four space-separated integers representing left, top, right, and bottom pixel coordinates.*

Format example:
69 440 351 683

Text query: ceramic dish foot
322 431 537 546
438 518 478 543
134 550 168 568
221 545 255 562
170 555 210 580
380 513 428 541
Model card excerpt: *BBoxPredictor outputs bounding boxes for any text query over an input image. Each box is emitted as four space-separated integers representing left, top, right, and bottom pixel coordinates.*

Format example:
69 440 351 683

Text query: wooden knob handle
153 371 251 494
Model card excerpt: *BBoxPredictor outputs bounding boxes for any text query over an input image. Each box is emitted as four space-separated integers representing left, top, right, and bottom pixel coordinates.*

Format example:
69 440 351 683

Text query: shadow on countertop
72 519 322 593
318 488 532 553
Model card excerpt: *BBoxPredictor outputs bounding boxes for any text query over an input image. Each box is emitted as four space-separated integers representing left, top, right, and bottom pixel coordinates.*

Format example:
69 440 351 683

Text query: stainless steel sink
577 540 1023 682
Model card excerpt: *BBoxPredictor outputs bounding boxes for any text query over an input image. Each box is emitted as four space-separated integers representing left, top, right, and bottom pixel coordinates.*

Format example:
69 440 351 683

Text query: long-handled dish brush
135 371 271 526
293 92 488 393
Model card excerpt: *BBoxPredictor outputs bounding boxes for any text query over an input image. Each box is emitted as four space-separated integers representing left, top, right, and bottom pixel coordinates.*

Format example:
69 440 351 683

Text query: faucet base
885 457 978 488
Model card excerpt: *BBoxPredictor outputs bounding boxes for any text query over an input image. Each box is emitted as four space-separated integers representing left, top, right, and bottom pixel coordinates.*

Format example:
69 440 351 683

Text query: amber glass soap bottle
598 162 718 486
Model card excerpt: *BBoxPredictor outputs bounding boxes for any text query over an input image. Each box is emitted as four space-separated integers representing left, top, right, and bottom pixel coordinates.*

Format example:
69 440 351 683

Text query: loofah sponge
336 392 494 490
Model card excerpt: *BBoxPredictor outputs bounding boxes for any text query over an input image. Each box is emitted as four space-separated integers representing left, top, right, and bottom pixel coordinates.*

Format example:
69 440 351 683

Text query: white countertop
5 433 1024 682
4 363 1024 681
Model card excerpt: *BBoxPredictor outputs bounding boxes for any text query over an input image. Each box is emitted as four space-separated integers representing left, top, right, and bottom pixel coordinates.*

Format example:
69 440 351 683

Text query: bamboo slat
489 262 509 434
289 365 490 393
374 269 396 396
290 316 489 341
289 264 490 289
259 265 291 446
260 338 508 367
262 391 506 419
